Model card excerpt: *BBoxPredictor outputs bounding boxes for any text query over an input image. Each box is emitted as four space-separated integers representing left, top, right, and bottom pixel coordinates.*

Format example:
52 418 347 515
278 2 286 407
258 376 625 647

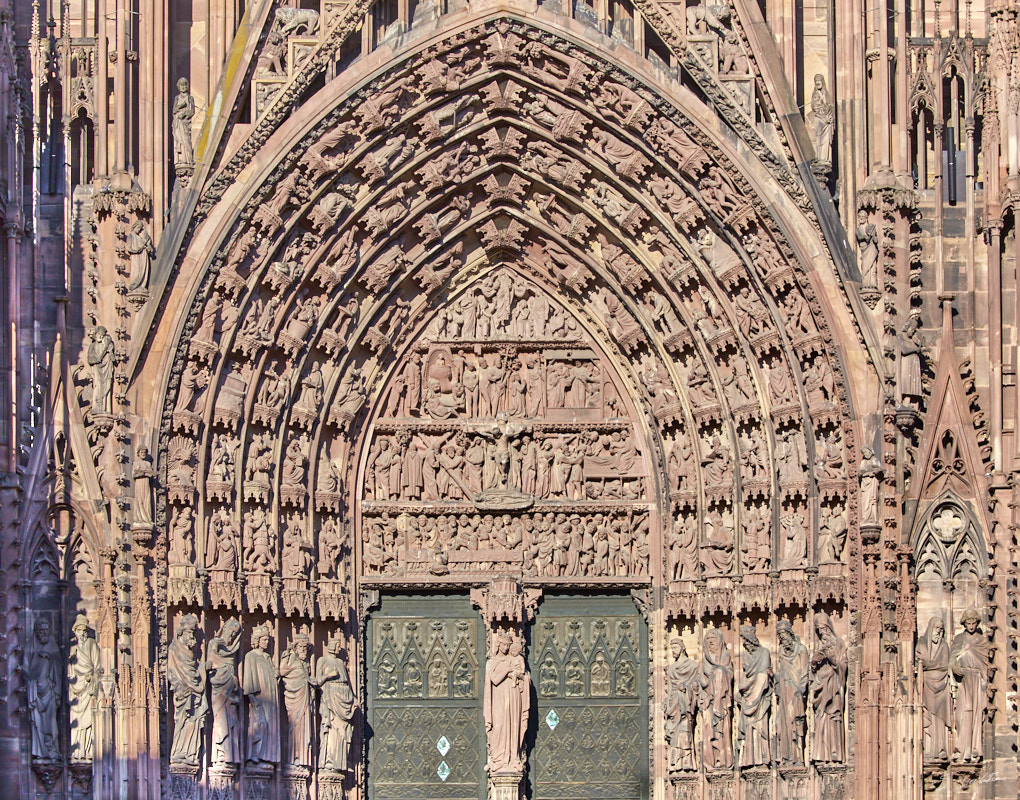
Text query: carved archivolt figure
918 616 951 762
318 634 356 772
207 618 242 765
172 77 195 168
484 631 531 774
28 618 61 760
68 614 101 761
664 637 700 772
701 628 733 769
168 614 207 766
737 625 772 766
280 633 314 766
950 609 988 762
775 620 808 765
245 624 280 766
811 612 847 762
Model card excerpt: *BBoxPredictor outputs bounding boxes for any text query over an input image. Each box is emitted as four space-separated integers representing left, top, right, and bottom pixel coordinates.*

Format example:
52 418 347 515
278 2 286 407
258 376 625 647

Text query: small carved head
72 614 90 641
177 77 190 93
669 637 687 659
34 618 52 644
960 608 981 632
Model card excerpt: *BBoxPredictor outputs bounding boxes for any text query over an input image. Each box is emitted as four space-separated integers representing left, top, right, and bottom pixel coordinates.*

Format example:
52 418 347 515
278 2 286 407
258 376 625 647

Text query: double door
367 594 647 800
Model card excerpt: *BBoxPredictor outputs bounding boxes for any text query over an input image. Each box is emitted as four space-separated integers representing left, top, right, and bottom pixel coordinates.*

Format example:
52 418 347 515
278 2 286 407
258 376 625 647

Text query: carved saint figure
700 628 733 769
68 614 101 761
859 447 882 524
664 637 699 772
126 219 154 292
949 609 988 762
856 209 879 288
133 445 155 526
775 620 808 765
918 616 951 761
87 326 114 415
280 633 314 766
169 614 207 766
484 632 531 773
810 74 835 164
207 618 242 765
172 77 196 167
28 618 61 760
737 625 772 766
245 624 280 766
318 634 357 772
811 612 847 762
898 316 923 407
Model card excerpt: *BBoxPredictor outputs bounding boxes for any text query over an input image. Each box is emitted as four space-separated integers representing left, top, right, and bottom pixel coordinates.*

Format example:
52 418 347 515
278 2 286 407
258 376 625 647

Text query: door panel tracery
528 595 648 800
368 596 487 800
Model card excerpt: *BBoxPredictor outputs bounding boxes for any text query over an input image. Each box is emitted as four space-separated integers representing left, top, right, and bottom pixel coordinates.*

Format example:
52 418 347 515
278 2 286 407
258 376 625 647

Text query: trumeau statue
701 628 733 770
168 614 208 766
737 625 772 767
207 618 242 766
775 620 808 765
317 634 356 772
68 614 101 761
950 608 988 762
811 612 847 762
28 618 61 760
484 630 531 774
279 632 314 767
917 616 951 762
664 637 699 772
245 624 281 766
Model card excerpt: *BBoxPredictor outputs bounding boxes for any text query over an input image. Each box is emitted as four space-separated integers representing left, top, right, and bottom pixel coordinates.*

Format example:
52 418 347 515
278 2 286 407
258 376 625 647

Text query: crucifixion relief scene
0 0 1017 798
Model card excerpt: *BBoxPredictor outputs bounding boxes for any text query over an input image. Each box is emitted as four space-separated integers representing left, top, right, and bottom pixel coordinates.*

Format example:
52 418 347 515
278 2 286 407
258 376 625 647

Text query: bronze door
368 595 487 800
529 594 648 800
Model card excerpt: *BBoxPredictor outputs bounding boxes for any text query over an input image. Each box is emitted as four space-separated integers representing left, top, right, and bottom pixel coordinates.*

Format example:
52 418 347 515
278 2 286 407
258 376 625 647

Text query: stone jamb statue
317 633 357 773
28 618 62 761
68 614 101 762
949 608 988 763
168 613 208 766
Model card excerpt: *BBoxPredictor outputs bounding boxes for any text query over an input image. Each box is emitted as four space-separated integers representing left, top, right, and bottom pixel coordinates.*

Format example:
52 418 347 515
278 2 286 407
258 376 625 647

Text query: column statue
811 612 847 762
68 614 101 761
207 618 242 765
775 620 808 765
737 625 772 766
949 608 988 762
317 634 357 772
279 633 314 767
664 637 699 772
168 614 207 766
700 628 733 769
245 624 281 767
28 619 61 760
917 616 951 761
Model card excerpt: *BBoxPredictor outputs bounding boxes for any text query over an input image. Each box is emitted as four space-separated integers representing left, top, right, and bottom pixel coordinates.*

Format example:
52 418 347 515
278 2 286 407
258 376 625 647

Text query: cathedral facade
0 0 1017 797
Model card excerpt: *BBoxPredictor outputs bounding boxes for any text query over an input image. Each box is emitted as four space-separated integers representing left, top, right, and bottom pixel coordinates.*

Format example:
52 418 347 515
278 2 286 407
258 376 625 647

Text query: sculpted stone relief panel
149 16 858 800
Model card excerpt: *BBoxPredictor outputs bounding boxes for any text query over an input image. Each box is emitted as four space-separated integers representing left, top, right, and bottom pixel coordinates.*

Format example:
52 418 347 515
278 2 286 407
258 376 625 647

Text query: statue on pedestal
484 630 530 774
